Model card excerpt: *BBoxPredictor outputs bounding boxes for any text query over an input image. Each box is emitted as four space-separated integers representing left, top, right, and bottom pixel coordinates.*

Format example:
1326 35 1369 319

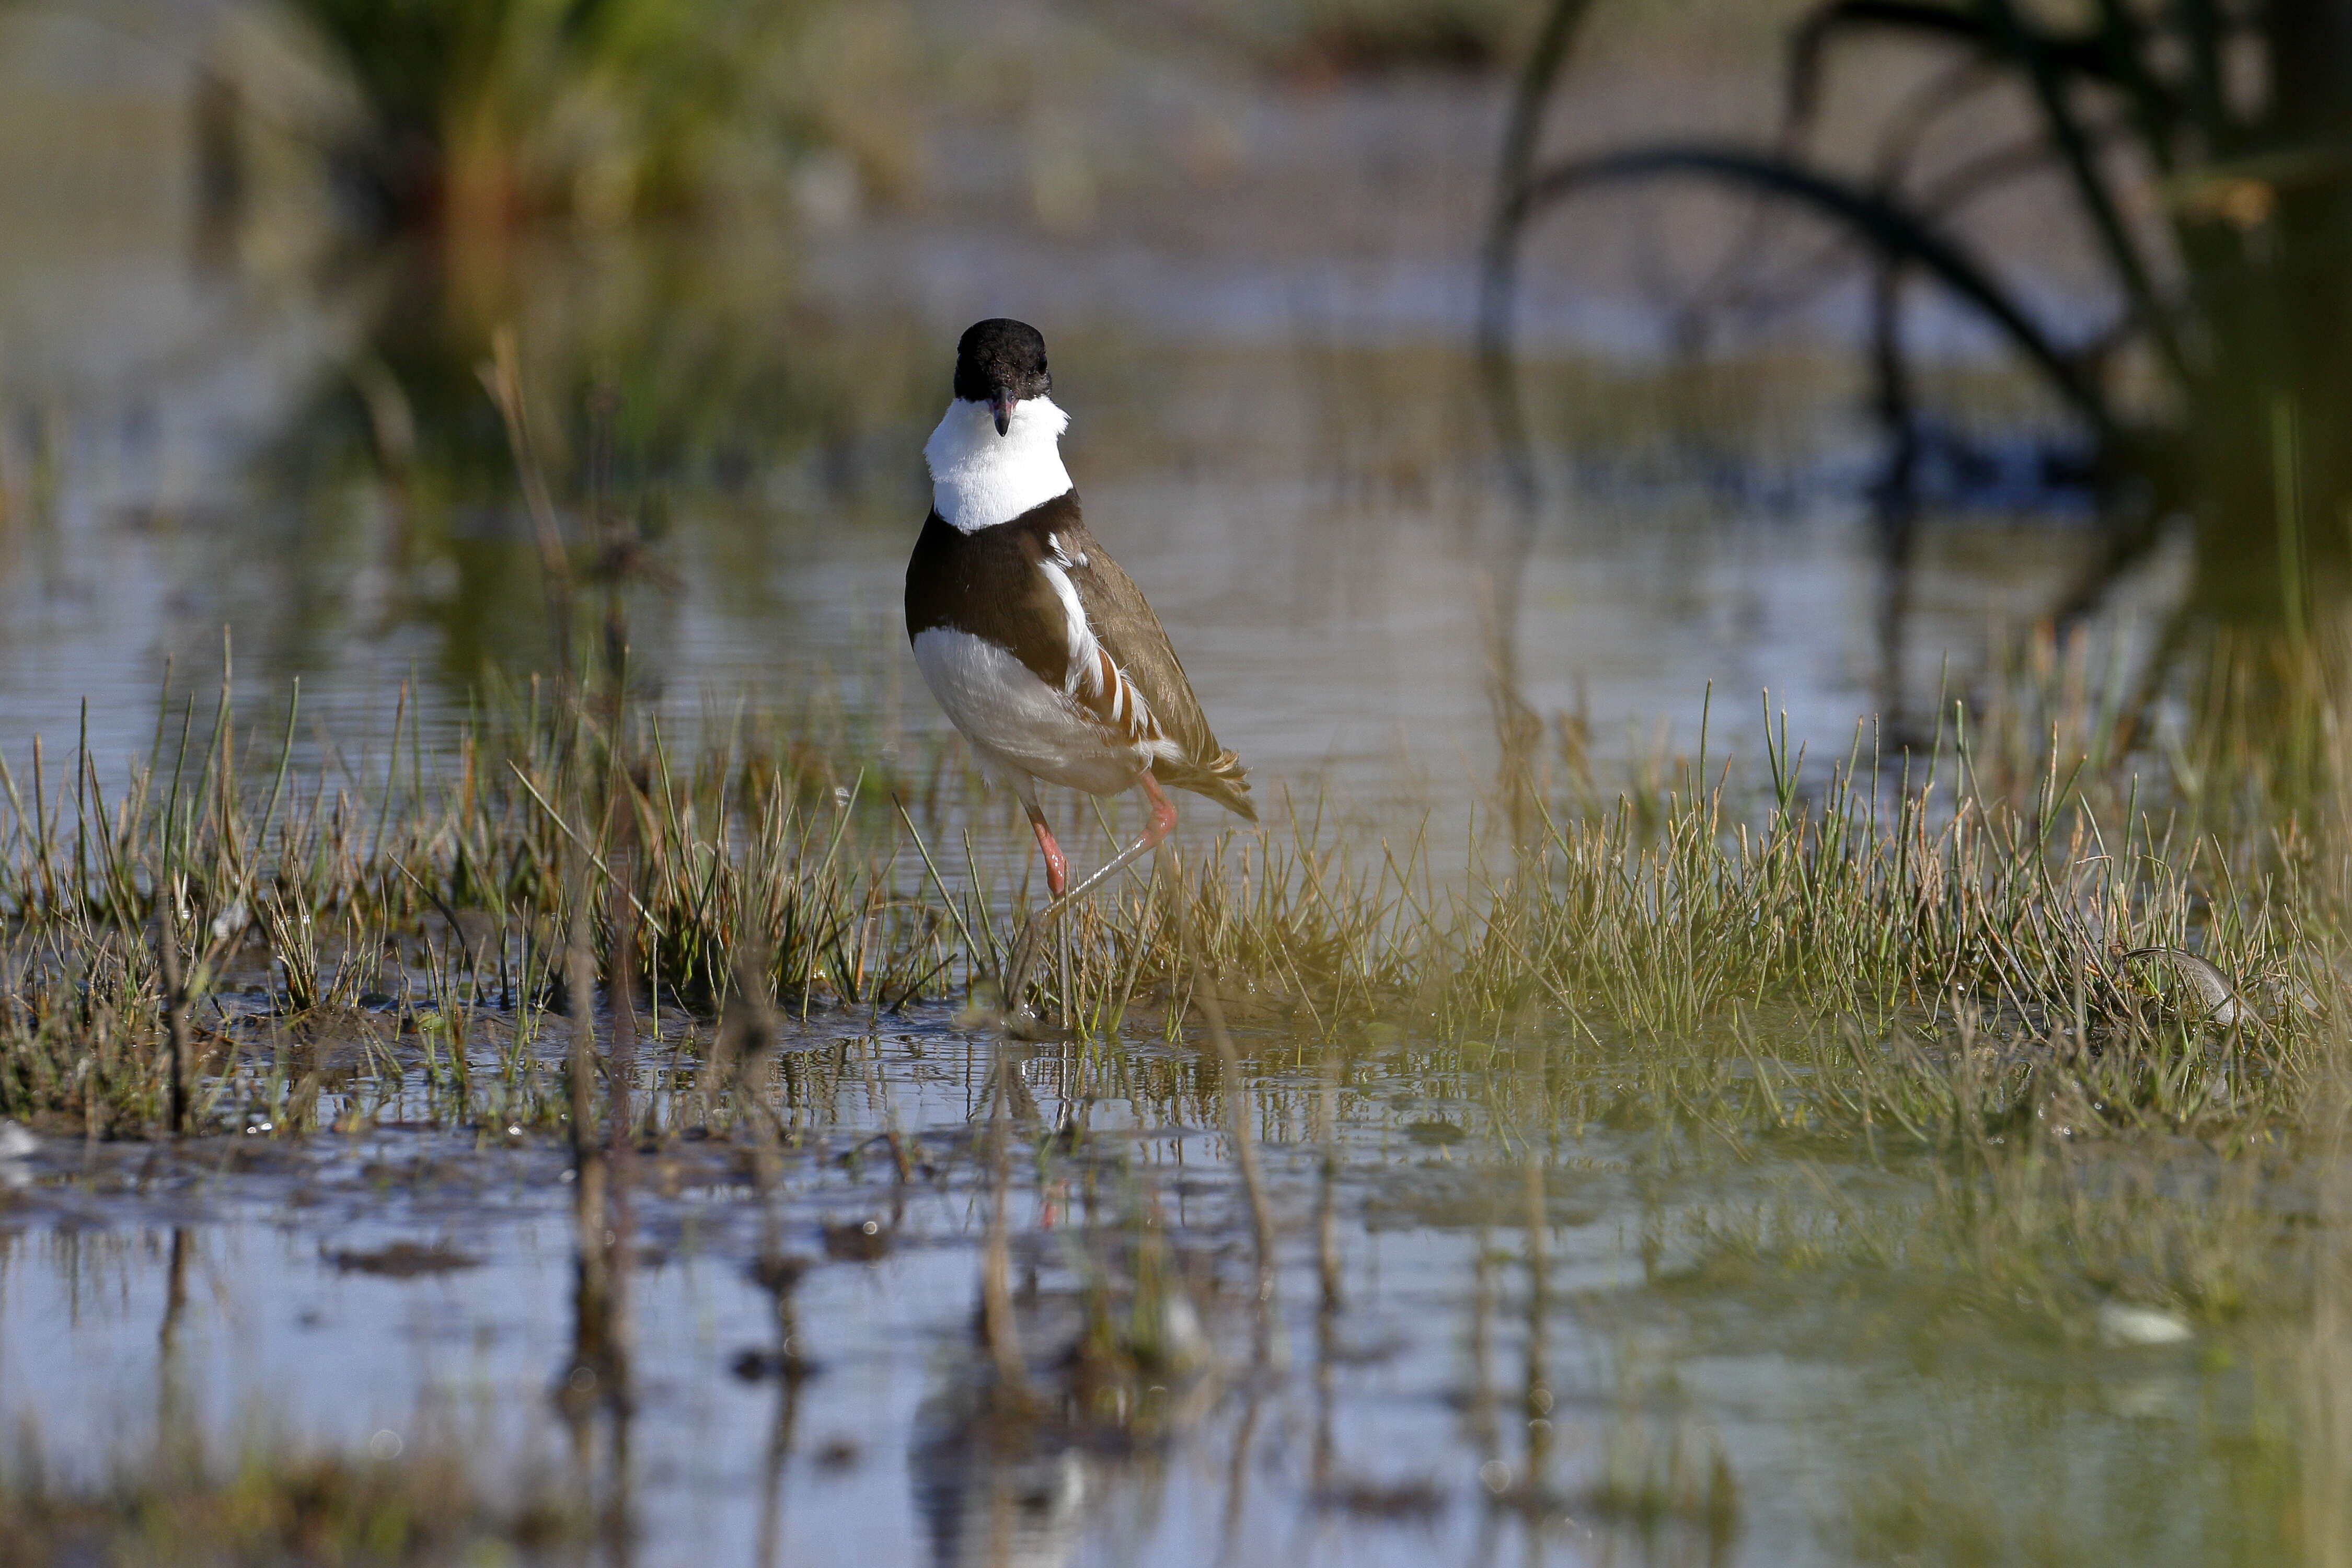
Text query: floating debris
1316 1475 1447 1520
2096 1301 2194 1346
823 1218 891 1262
731 1346 820 1383
324 1241 481 1277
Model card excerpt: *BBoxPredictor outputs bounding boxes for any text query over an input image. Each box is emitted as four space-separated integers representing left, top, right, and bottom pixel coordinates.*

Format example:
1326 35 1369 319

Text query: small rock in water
732 1346 819 1383
2097 1301 2193 1346
749 1253 811 1295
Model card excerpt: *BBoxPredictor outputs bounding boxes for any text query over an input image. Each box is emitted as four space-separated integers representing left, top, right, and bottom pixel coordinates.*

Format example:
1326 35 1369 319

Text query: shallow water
0 993 2265 1568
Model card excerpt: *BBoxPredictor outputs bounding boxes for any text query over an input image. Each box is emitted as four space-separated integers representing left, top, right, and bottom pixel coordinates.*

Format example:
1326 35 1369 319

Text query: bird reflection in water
910 1392 1097 1568
905 1176 1220 1568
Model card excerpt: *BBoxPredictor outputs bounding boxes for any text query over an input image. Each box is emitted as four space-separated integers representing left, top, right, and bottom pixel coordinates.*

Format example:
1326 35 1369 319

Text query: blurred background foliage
296 0 808 236
1490 0 2352 637
249 0 929 240
1468 0 2352 793
0 0 2290 792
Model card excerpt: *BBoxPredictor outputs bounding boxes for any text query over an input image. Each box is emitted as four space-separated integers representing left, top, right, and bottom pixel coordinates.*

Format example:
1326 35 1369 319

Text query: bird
904 318 1254 923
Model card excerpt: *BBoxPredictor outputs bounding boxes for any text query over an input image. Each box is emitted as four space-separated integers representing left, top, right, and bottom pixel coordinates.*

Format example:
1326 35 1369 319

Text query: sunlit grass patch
0 624 2347 1178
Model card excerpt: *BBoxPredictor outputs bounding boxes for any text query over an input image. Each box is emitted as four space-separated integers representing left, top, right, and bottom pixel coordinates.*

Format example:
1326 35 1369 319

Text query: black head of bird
953 318 1053 435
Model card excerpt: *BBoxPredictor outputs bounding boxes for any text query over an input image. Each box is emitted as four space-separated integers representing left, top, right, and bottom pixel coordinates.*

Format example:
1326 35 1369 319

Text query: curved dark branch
1873 53 2003 188
2168 0 2229 145
1786 0 2124 129
1482 0 1602 505
1488 143 2115 437
1694 116 2141 341
1916 113 2134 220
2088 0 2180 174
1493 0 1599 206
1977 0 2189 383
1692 57 2005 330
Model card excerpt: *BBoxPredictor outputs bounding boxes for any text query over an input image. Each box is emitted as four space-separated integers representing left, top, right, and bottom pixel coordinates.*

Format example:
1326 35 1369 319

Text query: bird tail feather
1166 749 1255 823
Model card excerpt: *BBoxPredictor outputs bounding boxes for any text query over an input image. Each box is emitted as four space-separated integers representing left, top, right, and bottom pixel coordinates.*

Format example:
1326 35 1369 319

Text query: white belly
912 628 1147 797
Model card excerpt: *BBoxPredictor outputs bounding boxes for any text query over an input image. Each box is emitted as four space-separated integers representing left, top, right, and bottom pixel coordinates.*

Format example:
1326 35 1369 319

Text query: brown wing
1060 520 1255 820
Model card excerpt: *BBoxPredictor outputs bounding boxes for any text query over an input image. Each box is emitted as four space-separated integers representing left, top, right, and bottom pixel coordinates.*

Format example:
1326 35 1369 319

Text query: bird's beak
988 391 1016 436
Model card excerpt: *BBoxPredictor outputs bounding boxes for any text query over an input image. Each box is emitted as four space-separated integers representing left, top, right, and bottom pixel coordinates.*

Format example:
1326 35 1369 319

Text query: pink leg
1137 771 1179 849
1042 770 1178 917
1027 810 1068 899
1002 771 1179 1027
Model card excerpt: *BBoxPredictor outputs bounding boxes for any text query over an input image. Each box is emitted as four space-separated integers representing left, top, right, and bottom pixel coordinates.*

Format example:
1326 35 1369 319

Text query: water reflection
910 1387 1099 1568
157 1226 193 1454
